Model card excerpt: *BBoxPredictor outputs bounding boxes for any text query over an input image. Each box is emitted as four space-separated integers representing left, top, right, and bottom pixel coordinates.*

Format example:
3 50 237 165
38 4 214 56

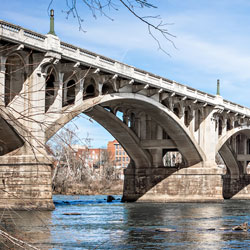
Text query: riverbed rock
232 222 249 231
219 227 230 231
107 195 115 202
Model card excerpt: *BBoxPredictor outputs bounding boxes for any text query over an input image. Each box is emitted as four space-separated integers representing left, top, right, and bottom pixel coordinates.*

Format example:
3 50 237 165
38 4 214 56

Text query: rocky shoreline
53 180 123 196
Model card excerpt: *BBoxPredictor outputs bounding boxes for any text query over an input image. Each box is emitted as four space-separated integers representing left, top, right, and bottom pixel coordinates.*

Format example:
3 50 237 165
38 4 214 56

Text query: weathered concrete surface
122 166 225 202
0 155 54 210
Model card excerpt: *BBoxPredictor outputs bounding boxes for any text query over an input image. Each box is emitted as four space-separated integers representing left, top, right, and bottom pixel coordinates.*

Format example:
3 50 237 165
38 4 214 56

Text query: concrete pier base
122 166 225 202
0 155 54 210
222 175 250 199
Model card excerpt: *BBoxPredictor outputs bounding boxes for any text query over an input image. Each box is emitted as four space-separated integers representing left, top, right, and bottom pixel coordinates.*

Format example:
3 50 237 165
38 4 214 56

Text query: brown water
1 195 250 249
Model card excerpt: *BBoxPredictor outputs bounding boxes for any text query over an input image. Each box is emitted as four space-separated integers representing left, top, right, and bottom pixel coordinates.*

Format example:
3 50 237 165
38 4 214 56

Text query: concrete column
146 115 152 140
193 108 199 142
222 117 227 137
180 102 185 124
49 72 64 113
153 125 164 167
75 78 84 105
243 135 247 174
123 113 129 126
140 113 146 140
0 56 6 104
201 107 218 165
29 63 47 148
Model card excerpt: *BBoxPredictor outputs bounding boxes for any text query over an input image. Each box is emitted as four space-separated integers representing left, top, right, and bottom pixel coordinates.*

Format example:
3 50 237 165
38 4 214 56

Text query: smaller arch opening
173 107 180 118
234 121 240 128
102 83 114 95
184 110 190 126
83 77 98 100
116 111 124 122
128 113 135 129
194 109 201 132
236 134 242 154
247 139 250 154
218 118 223 136
63 80 76 106
226 119 232 131
45 73 55 113
162 149 184 168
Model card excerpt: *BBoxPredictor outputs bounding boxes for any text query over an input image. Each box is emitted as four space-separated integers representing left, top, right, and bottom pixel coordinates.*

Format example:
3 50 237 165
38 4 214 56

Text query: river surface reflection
1 195 250 249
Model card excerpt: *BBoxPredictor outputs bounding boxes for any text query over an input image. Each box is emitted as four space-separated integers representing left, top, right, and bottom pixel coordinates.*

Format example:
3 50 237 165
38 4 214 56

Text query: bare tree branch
48 0 176 54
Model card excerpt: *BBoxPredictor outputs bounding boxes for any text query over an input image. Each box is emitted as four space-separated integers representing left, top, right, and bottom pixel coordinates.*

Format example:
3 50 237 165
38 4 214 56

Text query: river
1 195 250 249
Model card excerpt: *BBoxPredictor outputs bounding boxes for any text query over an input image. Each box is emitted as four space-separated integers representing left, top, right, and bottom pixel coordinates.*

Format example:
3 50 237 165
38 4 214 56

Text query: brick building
107 140 130 168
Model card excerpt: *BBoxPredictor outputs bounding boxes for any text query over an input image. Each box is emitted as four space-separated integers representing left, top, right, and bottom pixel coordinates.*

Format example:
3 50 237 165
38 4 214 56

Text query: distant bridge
1 19 250 209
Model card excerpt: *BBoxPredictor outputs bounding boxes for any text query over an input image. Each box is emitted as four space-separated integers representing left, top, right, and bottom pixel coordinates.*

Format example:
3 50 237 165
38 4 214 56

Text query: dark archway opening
63 80 76 106
102 83 114 95
45 73 55 113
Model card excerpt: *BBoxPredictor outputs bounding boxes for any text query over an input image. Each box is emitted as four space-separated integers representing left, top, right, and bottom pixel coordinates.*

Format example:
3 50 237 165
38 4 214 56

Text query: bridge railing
1 20 250 118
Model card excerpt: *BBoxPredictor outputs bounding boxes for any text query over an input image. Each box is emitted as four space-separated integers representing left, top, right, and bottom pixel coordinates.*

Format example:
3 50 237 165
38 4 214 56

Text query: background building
107 140 130 168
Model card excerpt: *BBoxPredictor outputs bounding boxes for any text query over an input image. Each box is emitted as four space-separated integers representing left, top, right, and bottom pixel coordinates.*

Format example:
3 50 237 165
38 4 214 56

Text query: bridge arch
216 126 250 178
46 93 206 168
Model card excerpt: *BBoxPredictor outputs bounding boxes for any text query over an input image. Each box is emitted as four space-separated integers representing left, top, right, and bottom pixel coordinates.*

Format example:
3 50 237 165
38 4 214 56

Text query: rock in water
155 228 176 232
232 222 249 231
107 195 115 202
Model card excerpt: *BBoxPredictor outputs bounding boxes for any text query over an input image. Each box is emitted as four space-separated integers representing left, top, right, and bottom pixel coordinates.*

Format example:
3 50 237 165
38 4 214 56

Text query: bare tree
48 0 176 55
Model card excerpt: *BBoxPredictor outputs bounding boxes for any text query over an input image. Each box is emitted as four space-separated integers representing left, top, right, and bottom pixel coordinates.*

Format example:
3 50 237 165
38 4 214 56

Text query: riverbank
53 180 123 195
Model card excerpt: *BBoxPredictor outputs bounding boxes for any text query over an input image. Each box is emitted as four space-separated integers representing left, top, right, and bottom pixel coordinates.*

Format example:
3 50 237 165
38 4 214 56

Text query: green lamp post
216 79 220 96
48 9 56 36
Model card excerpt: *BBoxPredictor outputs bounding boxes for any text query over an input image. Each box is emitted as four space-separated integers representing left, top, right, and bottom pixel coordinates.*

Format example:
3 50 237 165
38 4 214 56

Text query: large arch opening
47 112 129 195
46 93 205 200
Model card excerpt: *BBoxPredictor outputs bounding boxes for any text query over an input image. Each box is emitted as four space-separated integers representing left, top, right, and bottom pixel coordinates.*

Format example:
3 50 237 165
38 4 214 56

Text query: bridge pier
0 155 54 210
122 165 225 202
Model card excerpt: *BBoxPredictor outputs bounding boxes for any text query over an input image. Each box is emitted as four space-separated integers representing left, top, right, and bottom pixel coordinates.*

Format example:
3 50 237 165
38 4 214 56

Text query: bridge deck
0 19 249 117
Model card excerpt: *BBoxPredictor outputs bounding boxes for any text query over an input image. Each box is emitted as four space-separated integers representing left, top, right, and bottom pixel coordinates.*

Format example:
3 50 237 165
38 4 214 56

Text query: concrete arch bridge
1 20 250 209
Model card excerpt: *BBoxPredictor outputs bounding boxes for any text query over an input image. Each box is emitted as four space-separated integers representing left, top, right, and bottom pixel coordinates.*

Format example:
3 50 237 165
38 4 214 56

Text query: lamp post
48 9 56 36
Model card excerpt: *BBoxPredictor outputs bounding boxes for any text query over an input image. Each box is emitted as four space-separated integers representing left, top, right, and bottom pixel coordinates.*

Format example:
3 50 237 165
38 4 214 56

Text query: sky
1 0 250 148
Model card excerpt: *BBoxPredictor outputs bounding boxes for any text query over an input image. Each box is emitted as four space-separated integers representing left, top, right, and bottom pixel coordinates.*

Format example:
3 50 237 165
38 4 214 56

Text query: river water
1 195 250 249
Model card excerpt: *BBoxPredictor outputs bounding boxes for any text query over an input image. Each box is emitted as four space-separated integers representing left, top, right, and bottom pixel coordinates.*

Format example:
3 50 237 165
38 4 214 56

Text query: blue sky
1 0 250 147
